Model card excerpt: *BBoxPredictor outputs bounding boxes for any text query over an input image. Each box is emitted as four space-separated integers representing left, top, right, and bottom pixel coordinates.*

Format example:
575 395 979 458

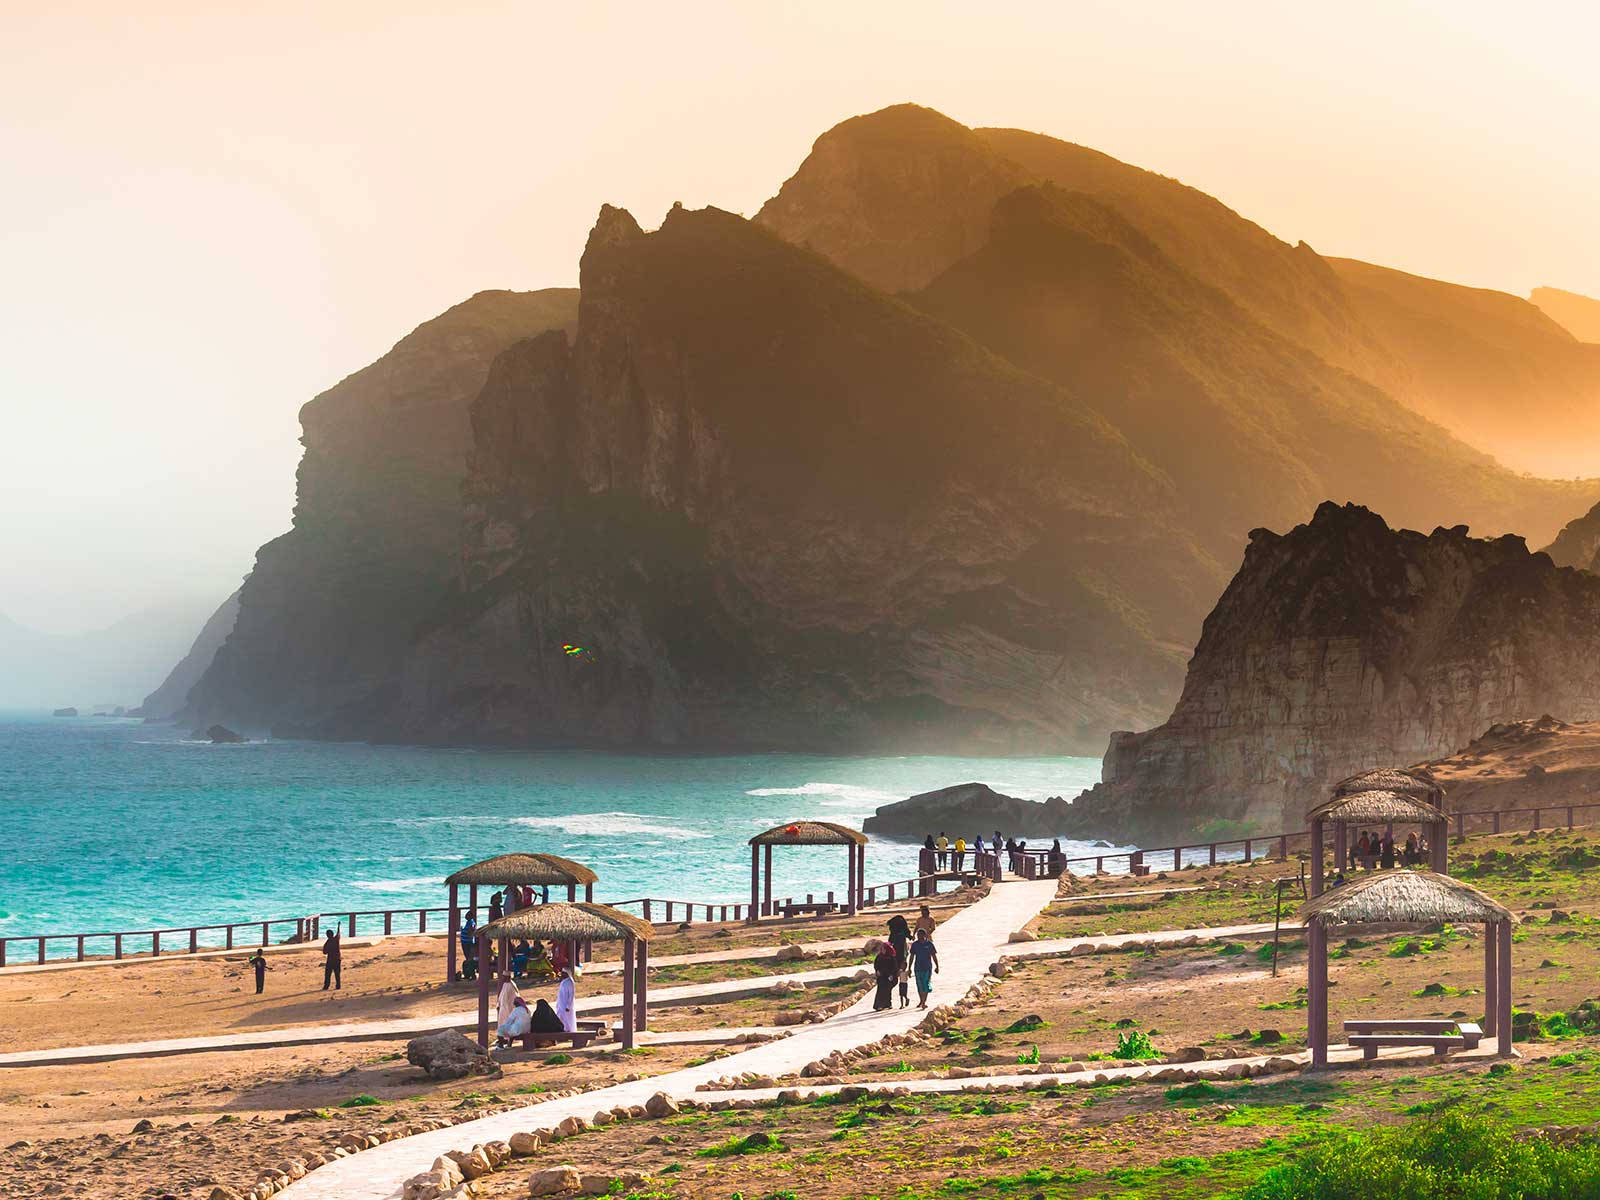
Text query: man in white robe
555 966 578 1033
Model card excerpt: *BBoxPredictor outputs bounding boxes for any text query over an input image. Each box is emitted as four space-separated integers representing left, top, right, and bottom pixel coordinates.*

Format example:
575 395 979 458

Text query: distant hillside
1543 501 1600 573
1532 286 1600 344
137 587 241 720
0 601 219 710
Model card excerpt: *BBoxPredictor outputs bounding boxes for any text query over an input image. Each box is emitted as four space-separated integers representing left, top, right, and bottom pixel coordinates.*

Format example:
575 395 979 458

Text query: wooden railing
10 798 1599 965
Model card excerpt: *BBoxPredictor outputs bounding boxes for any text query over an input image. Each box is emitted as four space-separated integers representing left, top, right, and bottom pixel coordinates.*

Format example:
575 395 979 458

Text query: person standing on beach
321 929 342 991
248 948 270 994
935 832 949 868
952 836 966 872
914 904 936 937
555 965 578 1032
908 927 939 1009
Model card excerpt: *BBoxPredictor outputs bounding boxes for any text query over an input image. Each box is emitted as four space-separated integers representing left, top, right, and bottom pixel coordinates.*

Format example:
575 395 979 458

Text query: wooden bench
1344 1018 1481 1059
780 901 837 918
518 1018 609 1051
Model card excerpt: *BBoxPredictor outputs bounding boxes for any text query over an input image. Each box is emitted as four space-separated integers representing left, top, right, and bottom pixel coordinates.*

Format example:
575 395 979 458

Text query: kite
561 643 596 663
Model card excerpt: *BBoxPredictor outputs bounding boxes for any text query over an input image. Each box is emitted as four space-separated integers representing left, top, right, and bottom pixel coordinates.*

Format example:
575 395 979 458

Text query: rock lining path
281 878 1059 1200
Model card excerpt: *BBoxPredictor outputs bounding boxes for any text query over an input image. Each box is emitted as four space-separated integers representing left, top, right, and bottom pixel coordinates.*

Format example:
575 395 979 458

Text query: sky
2 1 1597 634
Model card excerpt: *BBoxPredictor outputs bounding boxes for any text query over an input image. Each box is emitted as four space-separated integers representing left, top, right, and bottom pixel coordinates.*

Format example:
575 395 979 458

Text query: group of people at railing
922 831 1069 877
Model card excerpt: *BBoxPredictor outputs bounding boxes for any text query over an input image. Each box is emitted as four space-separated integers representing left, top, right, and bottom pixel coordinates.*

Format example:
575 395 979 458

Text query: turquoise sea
0 714 1109 950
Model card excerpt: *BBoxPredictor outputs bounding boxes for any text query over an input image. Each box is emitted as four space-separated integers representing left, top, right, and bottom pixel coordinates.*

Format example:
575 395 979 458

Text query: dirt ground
466 1049 1600 1199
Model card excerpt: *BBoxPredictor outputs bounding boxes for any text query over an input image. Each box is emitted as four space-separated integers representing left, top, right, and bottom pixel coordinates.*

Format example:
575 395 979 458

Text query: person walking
914 903 936 937
248 948 270 994
321 929 342 991
952 836 966 872
886 913 911 1006
935 832 949 869
908 927 939 1009
871 940 899 1011
555 965 578 1033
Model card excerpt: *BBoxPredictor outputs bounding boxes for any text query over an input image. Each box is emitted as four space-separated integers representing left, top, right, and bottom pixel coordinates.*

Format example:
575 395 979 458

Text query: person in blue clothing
458 913 478 981
907 926 939 1009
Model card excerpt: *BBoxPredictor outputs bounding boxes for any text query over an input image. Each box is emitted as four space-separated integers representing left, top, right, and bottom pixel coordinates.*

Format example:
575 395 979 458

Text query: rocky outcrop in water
862 783 1071 840
1066 502 1600 843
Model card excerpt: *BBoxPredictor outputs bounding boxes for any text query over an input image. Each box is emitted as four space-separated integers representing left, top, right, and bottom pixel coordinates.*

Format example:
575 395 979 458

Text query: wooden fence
8 798 1598 966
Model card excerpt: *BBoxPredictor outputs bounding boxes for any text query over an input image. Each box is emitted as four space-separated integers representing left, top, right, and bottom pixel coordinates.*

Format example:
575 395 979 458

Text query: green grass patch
698 1131 789 1157
336 1094 383 1108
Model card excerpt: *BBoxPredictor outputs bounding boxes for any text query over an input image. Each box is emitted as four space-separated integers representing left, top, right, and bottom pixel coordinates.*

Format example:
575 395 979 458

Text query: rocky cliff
392 204 1216 752
1066 502 1600 843
186 289 577 735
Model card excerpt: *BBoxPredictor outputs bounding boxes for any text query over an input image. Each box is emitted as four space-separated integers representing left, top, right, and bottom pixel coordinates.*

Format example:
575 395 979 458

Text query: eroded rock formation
1067 502 1600 842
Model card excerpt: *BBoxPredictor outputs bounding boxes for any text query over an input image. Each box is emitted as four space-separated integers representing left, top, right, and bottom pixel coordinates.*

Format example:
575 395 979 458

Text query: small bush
1164 1081 1223 1102
544 1052 573 1065
1239 1108 1600 1199
1017 1043 1040 1065
698 1131 788 1158
337 1094 383 1108
1113 1029 1158 1059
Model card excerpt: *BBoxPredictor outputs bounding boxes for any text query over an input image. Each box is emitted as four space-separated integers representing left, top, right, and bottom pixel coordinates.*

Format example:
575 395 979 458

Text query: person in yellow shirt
952 837 966 872
934 832 949 868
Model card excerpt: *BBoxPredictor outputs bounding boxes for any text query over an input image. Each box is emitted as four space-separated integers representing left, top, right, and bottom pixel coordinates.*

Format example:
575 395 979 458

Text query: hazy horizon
4 1 1598 634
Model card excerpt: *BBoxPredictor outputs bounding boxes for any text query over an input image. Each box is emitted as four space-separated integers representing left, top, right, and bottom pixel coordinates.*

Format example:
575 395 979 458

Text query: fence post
643 900 652 922
384 911 393 936
38 937 46 965
152 932 159 958
1278 835 1288 860
190 928 198 954
1492 812 1501 835
0 940 6 968
420 909 427 933
1209 844 1217 867
78 934 86 961
1455 812 1464 839
114 934 122 960
1244 840 1253 863
1532 809 1540 832
348 913 356 937
262 922 270 946
1568 806 1575 830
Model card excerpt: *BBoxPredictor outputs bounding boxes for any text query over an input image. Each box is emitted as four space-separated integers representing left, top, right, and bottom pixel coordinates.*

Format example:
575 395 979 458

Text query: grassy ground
469 1050 1600 1199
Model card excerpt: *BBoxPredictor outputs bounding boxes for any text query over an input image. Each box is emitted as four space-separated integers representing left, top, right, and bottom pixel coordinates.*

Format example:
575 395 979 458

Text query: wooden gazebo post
844 843 857 916
1496 917 1513 1057
1309 816 1325 897
475 931 491 1049
447 882 460 984
635 936 649 1031
748 844 761 923
763 844 773 916
1307 917 1328 1067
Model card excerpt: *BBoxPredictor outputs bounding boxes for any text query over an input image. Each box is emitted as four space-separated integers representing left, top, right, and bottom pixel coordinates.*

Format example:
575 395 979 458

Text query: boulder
402 1169 463 1200
1008 929 1038 943
644 1091 678 1117
508 1132 543 1156
528 1165 581 1196
407 1030 497 1081
773 943 809 962
204 724 247 743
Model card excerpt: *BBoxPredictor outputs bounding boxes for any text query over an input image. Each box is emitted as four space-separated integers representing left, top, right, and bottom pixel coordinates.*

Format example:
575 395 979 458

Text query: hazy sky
3 1 1597 633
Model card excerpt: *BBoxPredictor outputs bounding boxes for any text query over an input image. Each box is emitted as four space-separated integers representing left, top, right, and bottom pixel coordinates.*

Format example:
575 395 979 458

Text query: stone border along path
279 878 1059 1200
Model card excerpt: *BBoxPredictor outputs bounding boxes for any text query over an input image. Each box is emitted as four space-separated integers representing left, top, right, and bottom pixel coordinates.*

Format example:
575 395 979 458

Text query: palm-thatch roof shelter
473 903 653 1050
748 821 868 921
1300 871 1513 1065
444 854 599 984
1308 775 1449 897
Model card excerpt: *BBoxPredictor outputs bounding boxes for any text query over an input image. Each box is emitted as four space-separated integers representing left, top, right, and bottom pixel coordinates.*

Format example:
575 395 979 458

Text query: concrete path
281 877 1059 1200
0 964 863 1068
1013 921 1306 960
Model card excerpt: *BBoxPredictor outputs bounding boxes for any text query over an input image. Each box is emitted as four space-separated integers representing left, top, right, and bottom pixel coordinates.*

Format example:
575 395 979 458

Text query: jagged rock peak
584 204 644 255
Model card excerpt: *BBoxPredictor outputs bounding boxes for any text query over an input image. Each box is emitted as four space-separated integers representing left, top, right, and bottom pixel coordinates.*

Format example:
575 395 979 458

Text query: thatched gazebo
445 854 599 983
1332 767 1444 805
1308 789 1449 895
748 822 867 921
1302 870 1513 1066
475 902 652 1050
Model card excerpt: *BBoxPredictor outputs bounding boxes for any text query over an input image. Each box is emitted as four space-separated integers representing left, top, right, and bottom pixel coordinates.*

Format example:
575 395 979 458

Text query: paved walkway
1014 920 1304 960
282 877 1059 1200
0 963 866 1068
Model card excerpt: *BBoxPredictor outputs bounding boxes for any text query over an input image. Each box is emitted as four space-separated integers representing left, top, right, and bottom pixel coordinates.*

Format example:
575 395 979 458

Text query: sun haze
2 0 1597 633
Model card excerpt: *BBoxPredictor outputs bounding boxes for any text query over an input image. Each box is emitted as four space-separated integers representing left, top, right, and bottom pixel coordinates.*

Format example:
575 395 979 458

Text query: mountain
1328 261 1600 477
184 288 578 735
0 601 219 711
1065 502 1600 843
390 204 1218 752
135 586 241 720
1543 501 1600 573
1531 286 1600 344
759 104 1600 484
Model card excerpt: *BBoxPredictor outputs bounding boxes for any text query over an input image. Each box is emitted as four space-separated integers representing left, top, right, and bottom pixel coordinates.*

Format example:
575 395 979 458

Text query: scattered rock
528 1165 581 1196
581 1171 648 1195
643 1092 678 1118
509 1131 543 1156
1008 929 1038 943
407 1030 497 1081
131 1119 156 1133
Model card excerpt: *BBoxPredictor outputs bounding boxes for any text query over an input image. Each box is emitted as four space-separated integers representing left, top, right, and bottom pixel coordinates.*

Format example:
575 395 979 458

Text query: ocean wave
511 812 711 840
351 876 442 893
744 782 899 805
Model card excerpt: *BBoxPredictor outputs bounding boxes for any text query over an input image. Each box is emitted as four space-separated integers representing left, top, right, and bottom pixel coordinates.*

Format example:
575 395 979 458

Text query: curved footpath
282 878 1059 1200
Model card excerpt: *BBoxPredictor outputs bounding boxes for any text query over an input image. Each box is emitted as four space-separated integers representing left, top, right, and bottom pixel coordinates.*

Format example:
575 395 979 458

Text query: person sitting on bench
496 996 531 1047
511 939 532 978
530 997 563 1035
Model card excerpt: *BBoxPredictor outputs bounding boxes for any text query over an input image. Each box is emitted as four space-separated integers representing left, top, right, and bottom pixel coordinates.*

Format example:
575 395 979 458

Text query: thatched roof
1331 768 1443 805
1301 870 1509 927
750 820 867 847
1308 789 1446 826
445 853 598 887
481 902 652 944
